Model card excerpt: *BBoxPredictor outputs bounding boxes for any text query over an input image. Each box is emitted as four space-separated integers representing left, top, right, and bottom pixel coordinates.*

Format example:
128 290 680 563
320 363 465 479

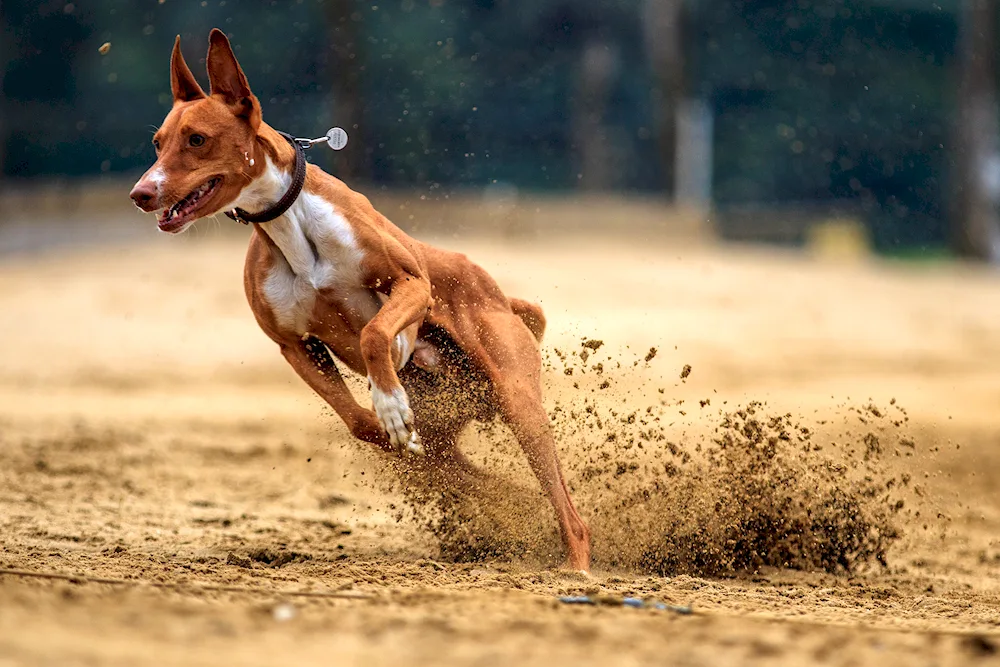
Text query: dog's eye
189 134 206 147
152 139 160 151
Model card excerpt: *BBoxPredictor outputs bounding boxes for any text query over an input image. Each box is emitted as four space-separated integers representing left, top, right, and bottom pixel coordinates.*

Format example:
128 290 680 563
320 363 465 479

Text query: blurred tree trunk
643 0 687 199
0 103 6 192
953 0 1000 261
0 11 8 199
327 0 366 181
573 39 619 191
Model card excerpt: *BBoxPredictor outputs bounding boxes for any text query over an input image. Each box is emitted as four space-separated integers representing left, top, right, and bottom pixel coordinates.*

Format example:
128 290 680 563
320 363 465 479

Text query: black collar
225 131 307 225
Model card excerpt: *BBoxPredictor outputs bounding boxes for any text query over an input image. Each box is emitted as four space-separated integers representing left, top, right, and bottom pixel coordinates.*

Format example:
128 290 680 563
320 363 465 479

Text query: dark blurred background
2 0 999 259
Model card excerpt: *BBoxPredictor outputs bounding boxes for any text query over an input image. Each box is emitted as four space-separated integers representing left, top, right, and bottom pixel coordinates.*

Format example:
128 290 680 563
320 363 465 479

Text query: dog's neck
230 129 318 275
230 126 360 280
231 125 297 214
232 163 294 219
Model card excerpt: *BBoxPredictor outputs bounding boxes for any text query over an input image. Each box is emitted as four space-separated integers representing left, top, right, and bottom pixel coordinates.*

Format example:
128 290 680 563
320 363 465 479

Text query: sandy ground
2 225 1000 666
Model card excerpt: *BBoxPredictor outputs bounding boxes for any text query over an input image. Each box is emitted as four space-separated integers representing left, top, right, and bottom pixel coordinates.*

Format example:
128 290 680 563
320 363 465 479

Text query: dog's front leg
280 336 392 452
360 274 432 453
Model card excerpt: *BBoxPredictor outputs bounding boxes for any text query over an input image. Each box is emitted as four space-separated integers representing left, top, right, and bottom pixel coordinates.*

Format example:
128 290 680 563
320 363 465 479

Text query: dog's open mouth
157 177 221 232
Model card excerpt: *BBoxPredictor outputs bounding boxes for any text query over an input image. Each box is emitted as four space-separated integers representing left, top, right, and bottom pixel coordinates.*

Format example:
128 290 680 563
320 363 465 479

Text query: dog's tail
510 298 546 343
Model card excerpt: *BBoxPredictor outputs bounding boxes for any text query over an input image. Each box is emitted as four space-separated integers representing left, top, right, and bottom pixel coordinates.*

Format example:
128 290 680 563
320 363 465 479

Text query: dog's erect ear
170 36 206 102
206 28 261 129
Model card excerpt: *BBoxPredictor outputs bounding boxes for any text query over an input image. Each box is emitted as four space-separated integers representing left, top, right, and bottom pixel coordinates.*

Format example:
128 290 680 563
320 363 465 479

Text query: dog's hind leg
459 311 591 571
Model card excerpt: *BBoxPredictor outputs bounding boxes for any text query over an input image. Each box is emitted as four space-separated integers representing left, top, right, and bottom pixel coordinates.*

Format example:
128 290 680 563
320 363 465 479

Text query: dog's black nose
129 181 158 211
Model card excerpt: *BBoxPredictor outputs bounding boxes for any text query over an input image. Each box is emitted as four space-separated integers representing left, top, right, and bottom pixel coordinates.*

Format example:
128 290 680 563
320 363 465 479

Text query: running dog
129 29 590 570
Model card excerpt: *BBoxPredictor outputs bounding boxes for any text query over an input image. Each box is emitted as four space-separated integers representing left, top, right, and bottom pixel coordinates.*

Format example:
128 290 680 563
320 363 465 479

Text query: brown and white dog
129 29 590 571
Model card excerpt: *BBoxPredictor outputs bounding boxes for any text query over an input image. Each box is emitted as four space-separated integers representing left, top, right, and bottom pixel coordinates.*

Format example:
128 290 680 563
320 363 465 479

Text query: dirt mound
391 340 910 577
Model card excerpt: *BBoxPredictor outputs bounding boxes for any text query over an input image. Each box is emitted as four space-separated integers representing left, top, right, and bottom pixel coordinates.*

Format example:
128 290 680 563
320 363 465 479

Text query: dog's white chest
262 258 323 335
239 159 415 371
258 191 372 335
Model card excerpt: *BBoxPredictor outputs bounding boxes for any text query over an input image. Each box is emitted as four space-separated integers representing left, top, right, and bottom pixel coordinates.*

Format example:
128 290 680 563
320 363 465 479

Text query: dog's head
130 29 266 233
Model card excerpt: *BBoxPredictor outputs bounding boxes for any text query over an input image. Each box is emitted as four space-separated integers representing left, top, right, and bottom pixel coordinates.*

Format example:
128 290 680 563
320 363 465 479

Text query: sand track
2 233 1000 665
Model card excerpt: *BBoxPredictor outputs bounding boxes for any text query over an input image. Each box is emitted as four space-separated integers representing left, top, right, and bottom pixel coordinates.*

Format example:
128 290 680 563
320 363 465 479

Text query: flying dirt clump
542 341 908 576
591 403 902 576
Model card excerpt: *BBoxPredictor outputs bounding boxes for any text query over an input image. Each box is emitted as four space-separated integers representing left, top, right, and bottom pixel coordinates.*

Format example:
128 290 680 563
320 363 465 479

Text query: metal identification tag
297 128 349 151
324 127 348 150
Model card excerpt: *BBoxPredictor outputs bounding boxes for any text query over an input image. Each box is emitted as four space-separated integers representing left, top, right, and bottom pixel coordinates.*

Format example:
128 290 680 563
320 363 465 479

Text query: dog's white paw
369 379 419 454
405 431 425 456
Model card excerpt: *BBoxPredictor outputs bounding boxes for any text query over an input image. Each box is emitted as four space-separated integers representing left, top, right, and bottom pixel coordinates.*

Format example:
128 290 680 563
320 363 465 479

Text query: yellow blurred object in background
807 218 872 261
